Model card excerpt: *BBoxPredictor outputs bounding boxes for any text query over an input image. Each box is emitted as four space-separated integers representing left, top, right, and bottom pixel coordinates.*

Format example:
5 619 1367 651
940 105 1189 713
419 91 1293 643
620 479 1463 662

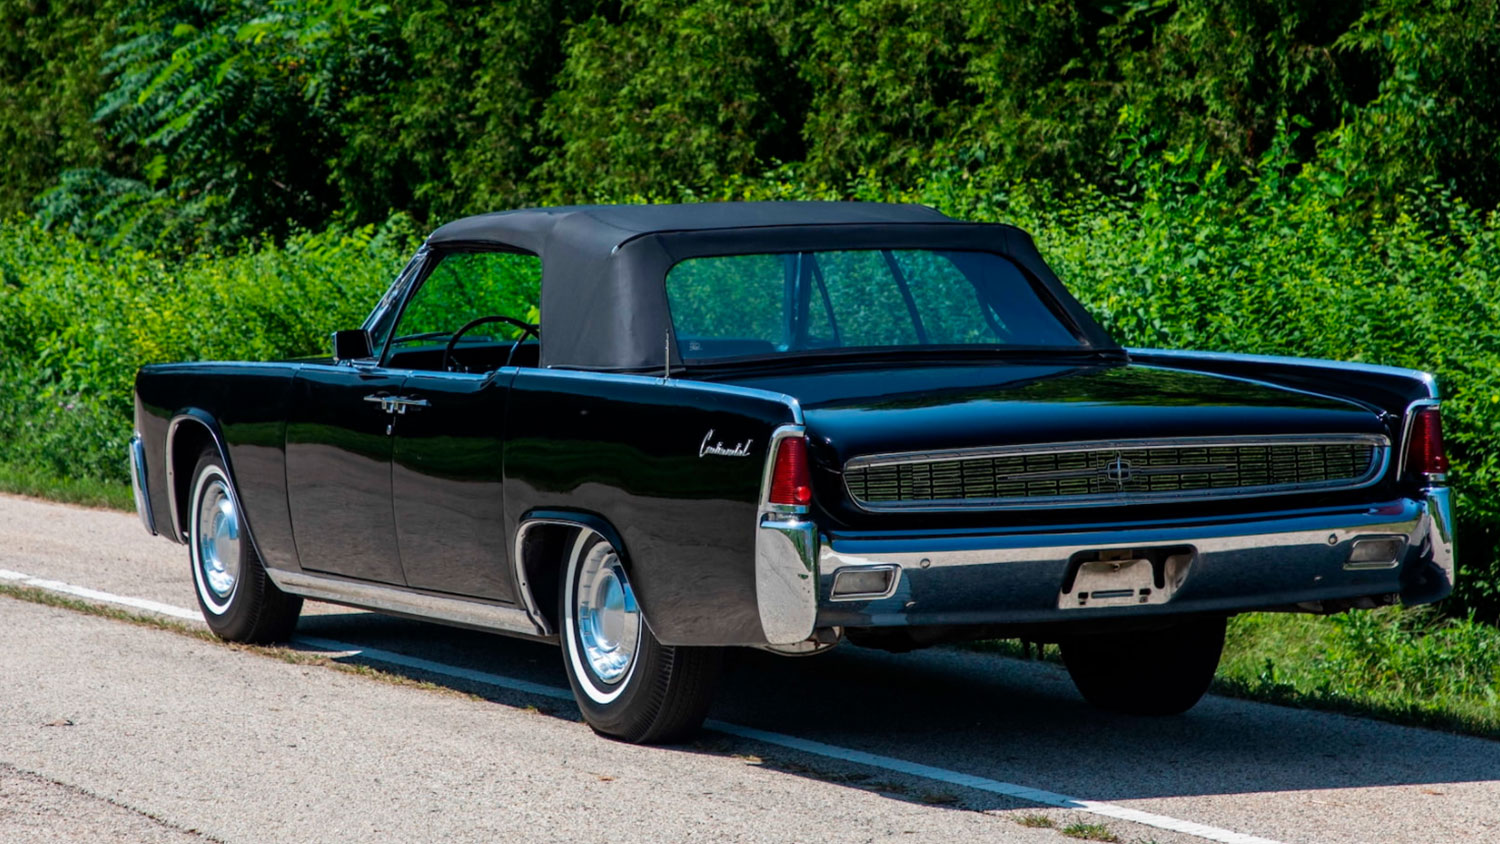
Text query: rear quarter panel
504 370 798 645
134 362 301 572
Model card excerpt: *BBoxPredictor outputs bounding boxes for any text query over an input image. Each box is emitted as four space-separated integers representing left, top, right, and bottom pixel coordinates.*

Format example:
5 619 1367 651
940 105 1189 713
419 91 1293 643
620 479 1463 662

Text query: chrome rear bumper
817 491 1454 629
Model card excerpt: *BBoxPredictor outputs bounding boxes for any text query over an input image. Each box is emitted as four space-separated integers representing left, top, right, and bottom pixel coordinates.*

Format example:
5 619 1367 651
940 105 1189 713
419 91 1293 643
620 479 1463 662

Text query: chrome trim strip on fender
128 433 156 536
266 567 545 637
511 517 607 638
165 414 237 544
528 367 805 425
754 424 819 644
1125 347 1440 398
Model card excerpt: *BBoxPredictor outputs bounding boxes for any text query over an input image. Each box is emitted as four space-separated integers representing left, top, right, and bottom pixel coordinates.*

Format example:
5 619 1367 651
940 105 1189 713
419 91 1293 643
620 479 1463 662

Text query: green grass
1218 609 1500 738
0 461 132 510
1060 821 1120 842
973 609 1500 740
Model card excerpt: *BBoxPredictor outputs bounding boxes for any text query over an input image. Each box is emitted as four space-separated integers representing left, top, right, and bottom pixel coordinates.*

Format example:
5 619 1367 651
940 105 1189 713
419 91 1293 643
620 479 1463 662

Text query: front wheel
188 452 302 643
559 531 721 744
1060 615 1226 716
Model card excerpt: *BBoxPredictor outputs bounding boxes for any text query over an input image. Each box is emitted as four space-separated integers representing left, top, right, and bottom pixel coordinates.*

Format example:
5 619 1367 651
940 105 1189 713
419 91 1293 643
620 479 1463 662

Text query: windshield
664 249 1085 363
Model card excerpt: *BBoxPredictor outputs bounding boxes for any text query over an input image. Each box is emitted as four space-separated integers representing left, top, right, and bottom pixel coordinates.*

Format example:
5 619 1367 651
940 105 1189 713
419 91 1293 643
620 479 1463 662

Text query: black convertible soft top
425 202 1116 371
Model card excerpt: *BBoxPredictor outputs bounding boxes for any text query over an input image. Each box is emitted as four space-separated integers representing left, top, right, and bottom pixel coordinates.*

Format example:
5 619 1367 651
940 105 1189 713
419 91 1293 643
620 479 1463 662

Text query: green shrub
0 213 420 481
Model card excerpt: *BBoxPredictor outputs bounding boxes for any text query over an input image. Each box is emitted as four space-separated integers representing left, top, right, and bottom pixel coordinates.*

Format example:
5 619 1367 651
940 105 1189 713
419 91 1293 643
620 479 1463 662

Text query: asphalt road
1 492 1496 844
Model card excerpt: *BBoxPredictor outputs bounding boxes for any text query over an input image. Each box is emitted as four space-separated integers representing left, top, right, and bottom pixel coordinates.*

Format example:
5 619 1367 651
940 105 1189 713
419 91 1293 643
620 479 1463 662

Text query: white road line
0 569 202 621
2 570 1285 844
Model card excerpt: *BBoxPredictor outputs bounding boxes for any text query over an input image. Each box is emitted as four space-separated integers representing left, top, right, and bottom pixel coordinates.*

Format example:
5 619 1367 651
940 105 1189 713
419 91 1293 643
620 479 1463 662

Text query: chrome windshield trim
1125 347 1439 399
844 434 1391 512
266 567 544 637
128 433 156 536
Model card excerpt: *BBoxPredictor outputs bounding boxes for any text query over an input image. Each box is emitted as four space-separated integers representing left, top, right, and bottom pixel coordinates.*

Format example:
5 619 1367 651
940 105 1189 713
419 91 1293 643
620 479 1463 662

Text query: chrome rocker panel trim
817 491 1454 627
265 567 546 638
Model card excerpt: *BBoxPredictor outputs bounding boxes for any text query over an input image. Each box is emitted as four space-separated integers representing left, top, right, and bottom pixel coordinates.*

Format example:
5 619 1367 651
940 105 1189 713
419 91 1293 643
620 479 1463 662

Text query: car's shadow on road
293 610 1497 809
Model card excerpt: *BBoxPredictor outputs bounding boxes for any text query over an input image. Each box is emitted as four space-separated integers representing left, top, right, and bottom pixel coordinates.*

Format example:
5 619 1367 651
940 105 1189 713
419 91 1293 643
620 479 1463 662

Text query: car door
285 363 408 584
383 249 541 602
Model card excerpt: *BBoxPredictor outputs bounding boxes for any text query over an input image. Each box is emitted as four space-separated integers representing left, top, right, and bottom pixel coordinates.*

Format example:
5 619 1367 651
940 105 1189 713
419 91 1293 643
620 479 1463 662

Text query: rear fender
504 370 814 646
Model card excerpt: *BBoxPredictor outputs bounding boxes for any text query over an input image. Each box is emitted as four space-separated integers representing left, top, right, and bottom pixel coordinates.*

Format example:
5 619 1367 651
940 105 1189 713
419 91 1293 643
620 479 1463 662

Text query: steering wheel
441 315 540 373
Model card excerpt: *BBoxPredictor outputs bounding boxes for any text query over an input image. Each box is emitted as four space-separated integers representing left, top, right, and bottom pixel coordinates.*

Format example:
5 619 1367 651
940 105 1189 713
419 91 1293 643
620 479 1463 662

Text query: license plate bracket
1058 545 1196 610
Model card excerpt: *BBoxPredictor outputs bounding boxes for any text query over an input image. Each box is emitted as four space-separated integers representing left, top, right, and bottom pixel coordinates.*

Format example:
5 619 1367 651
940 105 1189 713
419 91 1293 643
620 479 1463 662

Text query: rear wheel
1060 615 1226 716
559 530 721 743
188 452 302 643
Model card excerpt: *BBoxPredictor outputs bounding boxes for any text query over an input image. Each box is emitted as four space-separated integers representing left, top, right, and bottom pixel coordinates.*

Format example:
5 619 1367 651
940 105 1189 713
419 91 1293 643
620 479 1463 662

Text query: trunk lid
709 360 1395 529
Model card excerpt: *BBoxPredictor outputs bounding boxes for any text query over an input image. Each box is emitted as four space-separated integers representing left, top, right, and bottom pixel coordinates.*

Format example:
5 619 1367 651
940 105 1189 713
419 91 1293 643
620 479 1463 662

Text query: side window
387 251 541 368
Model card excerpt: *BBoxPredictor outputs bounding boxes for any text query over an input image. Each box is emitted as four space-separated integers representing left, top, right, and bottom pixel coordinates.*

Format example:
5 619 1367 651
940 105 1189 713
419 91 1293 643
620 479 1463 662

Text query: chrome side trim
128 433 156 536
1125 347 1440 398
844 434 1391 512
266 567 544 637
1397 398 1443 479
753 423 819 644
528 367 805 425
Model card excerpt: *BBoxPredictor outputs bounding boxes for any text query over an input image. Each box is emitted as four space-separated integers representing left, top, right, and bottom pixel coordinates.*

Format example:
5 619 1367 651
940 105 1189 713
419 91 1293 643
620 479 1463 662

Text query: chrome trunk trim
843 434 1390 512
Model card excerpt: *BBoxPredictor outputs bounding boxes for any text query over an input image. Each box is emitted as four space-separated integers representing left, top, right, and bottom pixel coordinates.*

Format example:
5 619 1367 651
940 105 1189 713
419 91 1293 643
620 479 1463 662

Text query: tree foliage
5 0 1500 244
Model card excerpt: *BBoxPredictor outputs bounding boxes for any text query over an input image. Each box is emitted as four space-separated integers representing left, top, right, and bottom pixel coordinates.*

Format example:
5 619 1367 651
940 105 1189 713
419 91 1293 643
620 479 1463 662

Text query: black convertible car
129 202 1453 743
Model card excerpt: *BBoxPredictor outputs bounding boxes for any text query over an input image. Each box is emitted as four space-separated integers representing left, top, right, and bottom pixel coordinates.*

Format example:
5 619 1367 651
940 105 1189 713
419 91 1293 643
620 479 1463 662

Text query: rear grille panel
843 437 1388 511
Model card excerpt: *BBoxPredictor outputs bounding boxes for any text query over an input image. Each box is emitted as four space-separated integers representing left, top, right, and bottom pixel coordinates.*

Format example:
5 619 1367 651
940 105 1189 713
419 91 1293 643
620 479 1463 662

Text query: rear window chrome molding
843 433 1392 513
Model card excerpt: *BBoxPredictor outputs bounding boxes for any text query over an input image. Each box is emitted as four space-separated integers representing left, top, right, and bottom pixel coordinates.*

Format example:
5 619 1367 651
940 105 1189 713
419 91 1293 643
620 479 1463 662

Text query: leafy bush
0 213 420 481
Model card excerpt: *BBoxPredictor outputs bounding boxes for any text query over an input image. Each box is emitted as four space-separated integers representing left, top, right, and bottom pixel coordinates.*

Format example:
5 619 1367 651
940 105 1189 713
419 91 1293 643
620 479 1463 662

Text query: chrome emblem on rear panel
699 429 752 458
1103 456 1134 486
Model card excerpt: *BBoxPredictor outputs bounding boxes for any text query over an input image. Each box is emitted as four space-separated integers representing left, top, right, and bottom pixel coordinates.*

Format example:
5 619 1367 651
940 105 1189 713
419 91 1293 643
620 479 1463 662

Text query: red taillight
769 436 813 507
1406 406 1449 476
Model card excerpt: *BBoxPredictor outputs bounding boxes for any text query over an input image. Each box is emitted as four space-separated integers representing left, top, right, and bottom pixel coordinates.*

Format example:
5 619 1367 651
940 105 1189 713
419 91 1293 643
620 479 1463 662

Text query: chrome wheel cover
192 468 241 614
569 537 641 697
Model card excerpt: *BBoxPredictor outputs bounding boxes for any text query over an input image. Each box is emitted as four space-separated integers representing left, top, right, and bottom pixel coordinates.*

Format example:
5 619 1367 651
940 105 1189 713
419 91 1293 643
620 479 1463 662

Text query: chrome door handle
363 394 428 414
